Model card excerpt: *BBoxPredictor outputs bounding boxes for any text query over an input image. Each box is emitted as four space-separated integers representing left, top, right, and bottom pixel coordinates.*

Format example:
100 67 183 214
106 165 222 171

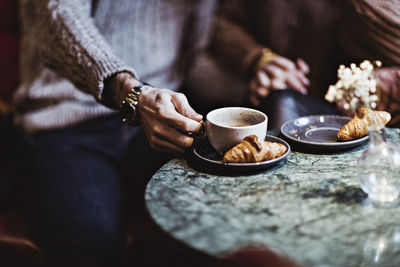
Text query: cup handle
192 120 206 138
188 120 206 150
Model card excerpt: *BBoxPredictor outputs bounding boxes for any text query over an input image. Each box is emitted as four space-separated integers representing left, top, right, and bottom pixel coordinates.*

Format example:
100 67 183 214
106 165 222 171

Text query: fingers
296 58 310 74
249 93 261 107
257 87 269 97
256 70 270 88
139 88 203 154
151 91 202 133
286 75 307 95
144 123 194 153
271 57 296 71
249 56 311 105
250 75 270 103
264 59 309 92
162 105 202 134
271 78 286 90
171 93 203 122
255 71 270 97
263 65 286 90
297 71 310 87
262 64 285 80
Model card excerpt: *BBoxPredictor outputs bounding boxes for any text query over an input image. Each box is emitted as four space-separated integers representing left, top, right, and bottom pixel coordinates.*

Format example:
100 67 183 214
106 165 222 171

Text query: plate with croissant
188 135 290 173
280 108 391 151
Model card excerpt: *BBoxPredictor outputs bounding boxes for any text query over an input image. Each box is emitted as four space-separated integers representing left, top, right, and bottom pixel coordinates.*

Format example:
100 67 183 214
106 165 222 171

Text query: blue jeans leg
23 115 126 267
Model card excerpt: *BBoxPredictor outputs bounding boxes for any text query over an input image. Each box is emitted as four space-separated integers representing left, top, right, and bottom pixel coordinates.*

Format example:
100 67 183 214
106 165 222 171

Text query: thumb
171 93 203 122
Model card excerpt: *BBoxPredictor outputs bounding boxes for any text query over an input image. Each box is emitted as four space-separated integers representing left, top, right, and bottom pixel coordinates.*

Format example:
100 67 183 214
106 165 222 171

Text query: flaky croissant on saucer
223 135 287 163
337 106 391 141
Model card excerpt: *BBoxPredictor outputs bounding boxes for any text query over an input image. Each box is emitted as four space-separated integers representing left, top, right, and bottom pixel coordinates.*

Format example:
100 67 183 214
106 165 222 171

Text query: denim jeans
22 113 174 267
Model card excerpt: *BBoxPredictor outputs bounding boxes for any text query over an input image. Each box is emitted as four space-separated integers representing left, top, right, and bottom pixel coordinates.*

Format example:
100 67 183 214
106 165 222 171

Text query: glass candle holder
357 127 400 205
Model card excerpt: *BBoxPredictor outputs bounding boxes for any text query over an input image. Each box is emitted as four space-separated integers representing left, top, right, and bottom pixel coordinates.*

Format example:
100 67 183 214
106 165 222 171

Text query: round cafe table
145 128 400 267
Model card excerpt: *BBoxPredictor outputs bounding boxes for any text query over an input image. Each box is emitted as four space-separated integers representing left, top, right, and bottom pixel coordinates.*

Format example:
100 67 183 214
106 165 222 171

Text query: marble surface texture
145 128 400 267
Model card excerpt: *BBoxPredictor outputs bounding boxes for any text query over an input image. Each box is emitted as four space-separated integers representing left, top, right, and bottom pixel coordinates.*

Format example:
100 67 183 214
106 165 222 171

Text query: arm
209 1 309 106
35 0 136 101
34 0 202 153
210 14 264 76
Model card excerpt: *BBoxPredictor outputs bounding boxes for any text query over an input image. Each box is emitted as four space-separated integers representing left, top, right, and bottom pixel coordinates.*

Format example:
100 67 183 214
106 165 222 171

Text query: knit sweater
341 0 400 66
15 0 216 132
210 0 343 99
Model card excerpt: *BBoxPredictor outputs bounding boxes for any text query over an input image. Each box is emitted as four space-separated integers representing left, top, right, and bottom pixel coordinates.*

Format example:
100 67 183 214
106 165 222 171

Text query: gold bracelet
255 48 278 72
120 83 151 126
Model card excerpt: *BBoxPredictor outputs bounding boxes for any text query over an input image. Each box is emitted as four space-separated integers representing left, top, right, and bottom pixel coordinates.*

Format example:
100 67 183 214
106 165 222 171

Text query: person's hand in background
374 67 400 126
249 51 310 106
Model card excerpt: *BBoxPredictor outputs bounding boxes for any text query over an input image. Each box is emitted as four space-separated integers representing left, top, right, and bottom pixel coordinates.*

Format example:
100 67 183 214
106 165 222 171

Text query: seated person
14 0 216 266
188 0 343 129
340 0 400 127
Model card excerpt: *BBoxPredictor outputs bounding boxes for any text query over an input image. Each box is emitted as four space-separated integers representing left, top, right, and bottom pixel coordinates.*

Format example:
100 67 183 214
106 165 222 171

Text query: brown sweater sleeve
209 1 265 77
341 0 400 66
34 0 137 101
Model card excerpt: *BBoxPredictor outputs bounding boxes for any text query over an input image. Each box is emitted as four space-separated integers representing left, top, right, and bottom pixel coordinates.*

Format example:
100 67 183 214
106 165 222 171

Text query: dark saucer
186 135 290 175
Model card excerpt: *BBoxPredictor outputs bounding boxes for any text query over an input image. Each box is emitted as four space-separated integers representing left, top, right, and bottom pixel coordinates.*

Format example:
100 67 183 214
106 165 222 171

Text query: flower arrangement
325 60 381 111
326 61 400 206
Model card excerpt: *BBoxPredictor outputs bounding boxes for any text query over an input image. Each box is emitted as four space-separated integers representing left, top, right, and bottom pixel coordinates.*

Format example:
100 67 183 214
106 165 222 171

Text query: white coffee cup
206 107 268 154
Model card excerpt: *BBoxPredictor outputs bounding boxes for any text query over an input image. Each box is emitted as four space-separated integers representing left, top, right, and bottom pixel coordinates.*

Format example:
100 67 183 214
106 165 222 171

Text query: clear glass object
357 127 400 205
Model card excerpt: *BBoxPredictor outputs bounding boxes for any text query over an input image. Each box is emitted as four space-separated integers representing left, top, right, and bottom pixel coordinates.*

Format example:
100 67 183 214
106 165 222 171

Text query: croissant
223 135 287 163
337 106 391 141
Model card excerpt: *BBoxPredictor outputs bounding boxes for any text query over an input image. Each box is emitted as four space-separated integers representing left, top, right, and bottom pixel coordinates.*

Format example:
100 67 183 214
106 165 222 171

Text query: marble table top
145 128 400 267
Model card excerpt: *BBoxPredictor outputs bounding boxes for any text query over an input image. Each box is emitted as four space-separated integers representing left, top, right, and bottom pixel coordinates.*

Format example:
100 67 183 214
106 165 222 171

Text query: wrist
251 48 279 74
119 81 152 126
102 72 140 109
115 72 141 104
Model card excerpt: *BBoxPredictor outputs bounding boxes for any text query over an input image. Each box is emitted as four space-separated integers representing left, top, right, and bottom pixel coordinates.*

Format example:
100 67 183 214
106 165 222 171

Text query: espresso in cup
206 107 268 154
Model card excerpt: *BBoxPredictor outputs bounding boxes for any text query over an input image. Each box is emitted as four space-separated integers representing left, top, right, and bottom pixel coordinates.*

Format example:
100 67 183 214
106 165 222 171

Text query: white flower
370 95 378 101
325 60 380 111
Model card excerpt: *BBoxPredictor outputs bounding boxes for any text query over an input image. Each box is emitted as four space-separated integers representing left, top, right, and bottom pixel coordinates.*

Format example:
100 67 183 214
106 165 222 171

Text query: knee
262 90 303 110
259 90 305 129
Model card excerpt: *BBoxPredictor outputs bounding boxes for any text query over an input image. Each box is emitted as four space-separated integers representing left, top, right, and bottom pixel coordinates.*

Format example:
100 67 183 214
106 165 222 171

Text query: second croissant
337 106 391 141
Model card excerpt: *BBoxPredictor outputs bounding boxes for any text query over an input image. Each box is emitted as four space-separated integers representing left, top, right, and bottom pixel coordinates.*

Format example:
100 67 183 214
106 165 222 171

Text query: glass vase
357 127 400 205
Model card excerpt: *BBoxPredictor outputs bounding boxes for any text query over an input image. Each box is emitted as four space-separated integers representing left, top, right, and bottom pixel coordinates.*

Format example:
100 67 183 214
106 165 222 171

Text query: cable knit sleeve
35 0 137 101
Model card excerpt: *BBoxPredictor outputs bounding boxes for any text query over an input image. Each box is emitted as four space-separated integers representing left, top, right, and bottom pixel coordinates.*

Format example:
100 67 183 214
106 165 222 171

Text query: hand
249 57 310 106
374 67 400 111
108 72 203 154
374 67 400 126
138 87 203 154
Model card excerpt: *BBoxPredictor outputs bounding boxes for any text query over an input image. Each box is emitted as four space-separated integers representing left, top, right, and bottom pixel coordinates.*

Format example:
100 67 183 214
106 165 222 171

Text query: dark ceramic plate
280 115 369 151
187 135 290 173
